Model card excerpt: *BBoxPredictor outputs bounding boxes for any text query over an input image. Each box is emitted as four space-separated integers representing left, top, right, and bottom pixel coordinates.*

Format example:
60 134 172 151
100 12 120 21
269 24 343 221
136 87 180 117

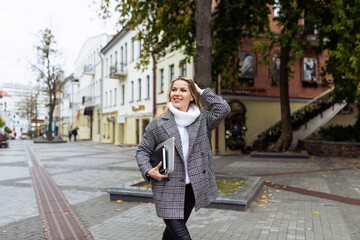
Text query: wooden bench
0 141 9 148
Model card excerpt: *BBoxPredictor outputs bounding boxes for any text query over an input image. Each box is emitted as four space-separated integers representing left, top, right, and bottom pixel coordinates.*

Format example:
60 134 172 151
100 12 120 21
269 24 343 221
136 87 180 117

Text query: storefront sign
221 88 266 96
132 105 145 112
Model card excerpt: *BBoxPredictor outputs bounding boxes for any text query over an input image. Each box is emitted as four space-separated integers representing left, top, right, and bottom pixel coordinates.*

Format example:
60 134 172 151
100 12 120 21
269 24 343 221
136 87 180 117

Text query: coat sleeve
135 120 157 183
201 88 231 131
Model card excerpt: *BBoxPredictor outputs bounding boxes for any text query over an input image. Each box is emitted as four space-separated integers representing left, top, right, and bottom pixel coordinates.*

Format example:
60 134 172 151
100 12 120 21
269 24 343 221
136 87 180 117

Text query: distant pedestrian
72 127 78 142
68 130 72 142
13 130 17 139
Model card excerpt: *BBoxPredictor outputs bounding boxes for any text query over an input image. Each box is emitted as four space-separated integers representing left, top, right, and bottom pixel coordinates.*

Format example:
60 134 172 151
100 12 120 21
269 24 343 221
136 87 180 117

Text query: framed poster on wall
238 51 254 86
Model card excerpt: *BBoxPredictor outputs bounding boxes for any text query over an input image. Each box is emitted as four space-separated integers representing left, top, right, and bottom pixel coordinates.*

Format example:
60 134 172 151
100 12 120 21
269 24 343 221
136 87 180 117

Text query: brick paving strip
251 166 360 177
264 181 360 206
24 142 94 240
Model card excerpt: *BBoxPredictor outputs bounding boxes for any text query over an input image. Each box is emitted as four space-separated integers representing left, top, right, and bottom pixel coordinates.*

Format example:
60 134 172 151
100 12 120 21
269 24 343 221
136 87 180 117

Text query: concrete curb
250 151 309 159
108 176 264 211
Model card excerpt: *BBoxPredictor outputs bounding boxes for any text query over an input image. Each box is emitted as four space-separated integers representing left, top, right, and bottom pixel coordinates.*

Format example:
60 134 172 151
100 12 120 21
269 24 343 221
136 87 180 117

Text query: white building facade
0 82 47 138
72 33 112 141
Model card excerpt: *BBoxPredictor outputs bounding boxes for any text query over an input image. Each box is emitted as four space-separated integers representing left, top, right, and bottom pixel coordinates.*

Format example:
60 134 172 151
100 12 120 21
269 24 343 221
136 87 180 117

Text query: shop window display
225 100 247 150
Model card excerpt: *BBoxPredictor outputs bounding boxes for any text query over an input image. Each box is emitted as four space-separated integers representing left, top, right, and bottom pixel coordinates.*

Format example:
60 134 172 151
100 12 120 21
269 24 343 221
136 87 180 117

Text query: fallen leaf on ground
117 200 123 203
314 211 320 215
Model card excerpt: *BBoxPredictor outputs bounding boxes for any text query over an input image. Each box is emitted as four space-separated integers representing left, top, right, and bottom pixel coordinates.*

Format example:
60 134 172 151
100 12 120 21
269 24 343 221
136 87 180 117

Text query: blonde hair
156 76 202 118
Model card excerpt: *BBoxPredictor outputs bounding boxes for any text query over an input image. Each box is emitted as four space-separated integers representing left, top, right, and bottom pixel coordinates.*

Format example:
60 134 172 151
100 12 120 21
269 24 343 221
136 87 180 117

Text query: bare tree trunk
47 93 54 141
194 0 212 89
274 47 293 150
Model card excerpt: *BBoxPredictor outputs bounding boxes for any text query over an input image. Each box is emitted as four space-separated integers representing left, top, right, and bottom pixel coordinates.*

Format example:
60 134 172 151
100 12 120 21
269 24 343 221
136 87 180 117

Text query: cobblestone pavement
0 140 359 239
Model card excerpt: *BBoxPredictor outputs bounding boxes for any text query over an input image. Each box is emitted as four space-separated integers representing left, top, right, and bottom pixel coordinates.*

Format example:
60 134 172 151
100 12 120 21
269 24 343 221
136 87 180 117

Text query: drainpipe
152 53 157 118
99 52 104 142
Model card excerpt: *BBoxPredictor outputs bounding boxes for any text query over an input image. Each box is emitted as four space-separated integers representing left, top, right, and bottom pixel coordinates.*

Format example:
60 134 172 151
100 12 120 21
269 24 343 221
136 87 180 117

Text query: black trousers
162 184 195 240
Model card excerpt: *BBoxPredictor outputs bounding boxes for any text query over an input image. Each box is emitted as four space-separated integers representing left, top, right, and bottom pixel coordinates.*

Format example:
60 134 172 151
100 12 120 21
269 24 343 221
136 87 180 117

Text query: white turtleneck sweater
168 102 201 184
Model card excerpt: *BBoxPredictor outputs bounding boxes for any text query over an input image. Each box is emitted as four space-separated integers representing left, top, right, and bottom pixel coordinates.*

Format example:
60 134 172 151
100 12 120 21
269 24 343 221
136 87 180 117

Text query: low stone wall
299 140 360 158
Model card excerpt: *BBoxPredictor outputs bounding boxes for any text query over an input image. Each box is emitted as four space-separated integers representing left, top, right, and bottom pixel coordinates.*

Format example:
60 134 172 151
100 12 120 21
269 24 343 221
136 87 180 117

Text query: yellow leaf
258 204 263 207
147 224 151 226
99 202 104 204
261 195 266 198
73 185 76 187
2 230 6 233
117 200 123 203
64 212 68 215
158 224 163 227
314 211 320 215
116 209 121 211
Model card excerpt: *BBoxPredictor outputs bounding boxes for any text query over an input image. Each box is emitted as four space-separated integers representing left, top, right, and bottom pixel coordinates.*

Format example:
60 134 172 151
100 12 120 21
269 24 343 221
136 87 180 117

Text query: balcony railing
81 96 95 105
83 64 94 75
109 62 127 79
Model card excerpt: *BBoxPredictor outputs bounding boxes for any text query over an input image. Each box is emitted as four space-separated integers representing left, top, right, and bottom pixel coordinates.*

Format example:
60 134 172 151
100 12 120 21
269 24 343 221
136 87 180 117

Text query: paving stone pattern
0 140 359 239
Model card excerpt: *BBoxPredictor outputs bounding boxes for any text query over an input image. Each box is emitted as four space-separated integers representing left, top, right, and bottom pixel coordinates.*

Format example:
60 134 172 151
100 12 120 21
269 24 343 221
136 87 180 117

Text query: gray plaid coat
136 88 230 219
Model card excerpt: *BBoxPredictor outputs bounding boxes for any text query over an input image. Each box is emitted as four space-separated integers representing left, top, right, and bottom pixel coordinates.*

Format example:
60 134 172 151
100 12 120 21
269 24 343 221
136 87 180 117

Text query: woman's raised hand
147 162 169 181
194 83 203 94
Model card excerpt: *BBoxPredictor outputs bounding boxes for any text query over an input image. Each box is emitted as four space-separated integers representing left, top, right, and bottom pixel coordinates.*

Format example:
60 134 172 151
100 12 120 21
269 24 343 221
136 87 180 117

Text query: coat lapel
187 114 201 156
161 113 185 161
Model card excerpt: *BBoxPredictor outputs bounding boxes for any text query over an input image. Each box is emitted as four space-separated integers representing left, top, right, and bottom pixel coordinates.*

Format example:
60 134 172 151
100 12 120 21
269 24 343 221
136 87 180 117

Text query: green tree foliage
99 0 196 69
253 0 325 150
317 0 360 104
98 0 272 88
0 117 5 128
32 28 64 141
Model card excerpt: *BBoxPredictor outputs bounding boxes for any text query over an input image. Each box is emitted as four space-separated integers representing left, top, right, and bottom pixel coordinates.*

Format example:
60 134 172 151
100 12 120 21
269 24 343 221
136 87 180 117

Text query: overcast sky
0 0 117 86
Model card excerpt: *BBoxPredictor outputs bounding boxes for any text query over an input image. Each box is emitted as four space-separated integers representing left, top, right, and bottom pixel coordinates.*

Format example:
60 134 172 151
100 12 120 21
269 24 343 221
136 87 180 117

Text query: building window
122 84 125 104
131 38 134 62
105 91 108 108
146 75 150 99
110 55 113 74
109 90 112 107
131 81 134 102
114 88 117 106
106 58 108 76
138 40 141 58
138 78 142 100
169 64 175 83
160 69 164 93
124 42 128 66
180 60 187 76
114 51 118 67
121 46 124 66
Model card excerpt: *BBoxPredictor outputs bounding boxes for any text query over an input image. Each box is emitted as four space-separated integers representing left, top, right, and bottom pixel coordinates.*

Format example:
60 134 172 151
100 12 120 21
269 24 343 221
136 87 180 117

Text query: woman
136 76 230 239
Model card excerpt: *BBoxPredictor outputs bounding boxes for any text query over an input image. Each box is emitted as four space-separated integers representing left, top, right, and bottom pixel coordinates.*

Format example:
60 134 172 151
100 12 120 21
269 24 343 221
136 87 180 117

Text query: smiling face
170 80 194 112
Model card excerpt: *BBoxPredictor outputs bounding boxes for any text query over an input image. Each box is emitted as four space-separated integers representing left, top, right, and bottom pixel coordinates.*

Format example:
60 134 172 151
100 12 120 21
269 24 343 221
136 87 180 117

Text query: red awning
0 90 10 97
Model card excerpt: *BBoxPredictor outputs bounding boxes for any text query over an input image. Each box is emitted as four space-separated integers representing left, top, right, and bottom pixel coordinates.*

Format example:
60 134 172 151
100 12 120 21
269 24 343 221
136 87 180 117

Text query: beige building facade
100 28 153 145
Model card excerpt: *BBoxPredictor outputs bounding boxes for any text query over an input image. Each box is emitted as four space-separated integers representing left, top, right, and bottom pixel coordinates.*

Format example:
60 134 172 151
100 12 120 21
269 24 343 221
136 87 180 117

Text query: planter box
299 140 360 158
